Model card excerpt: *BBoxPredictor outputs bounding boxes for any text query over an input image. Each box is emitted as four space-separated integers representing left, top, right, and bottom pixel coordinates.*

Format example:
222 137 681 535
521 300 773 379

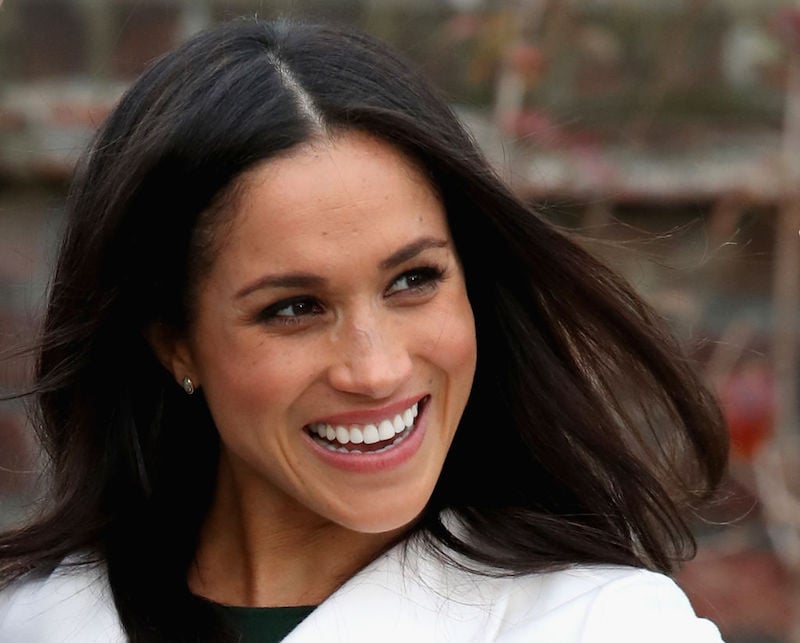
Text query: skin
154 131 477 607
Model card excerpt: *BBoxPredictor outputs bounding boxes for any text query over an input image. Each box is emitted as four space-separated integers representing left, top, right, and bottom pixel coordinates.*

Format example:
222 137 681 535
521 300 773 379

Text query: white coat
0 542 724 642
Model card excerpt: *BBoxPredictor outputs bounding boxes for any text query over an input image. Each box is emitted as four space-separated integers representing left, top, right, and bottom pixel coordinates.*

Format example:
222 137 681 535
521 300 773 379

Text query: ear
144 322 199 390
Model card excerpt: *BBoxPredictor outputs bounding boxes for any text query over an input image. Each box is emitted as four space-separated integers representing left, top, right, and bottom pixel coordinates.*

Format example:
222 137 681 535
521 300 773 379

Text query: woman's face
172 132 476 535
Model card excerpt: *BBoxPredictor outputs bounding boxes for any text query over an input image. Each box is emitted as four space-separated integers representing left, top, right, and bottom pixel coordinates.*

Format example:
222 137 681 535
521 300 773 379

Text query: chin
334 501 427 536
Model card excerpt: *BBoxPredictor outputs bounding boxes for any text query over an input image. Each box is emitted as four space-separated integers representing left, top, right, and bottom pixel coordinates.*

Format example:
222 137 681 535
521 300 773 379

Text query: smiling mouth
306 397 428 454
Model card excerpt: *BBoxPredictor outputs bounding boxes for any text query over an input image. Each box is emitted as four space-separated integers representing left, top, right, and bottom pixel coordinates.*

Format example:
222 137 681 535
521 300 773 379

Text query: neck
188 453 405 607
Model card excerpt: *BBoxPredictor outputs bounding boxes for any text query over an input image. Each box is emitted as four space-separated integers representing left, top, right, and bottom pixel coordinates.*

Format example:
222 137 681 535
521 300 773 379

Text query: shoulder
494 565 724 642
0 556 125 642
287 544 724 643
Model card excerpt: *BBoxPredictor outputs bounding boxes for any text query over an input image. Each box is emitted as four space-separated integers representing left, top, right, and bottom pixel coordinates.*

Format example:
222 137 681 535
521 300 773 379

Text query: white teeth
309 399 424 451
378 420 394 440
362 424 380 444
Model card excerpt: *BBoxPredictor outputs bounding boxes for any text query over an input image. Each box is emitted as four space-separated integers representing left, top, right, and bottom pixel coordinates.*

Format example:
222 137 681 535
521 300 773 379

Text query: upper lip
306 395 426 427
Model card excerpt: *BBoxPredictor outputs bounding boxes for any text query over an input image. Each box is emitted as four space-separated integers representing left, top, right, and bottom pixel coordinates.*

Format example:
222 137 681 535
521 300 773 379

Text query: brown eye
274 300 319 317
385 266 444 296
260 297 324 324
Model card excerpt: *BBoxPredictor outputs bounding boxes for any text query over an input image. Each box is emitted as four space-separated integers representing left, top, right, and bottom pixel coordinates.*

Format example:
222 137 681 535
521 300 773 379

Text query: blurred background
0 1 798 640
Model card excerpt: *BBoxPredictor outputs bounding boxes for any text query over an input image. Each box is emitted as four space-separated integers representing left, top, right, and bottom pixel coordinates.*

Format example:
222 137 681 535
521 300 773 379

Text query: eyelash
258 297 323 325
385 265 445 296
257 264 447 327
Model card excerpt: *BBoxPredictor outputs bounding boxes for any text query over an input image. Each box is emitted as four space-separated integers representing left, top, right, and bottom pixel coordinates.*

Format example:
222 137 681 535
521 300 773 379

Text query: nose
327 312 412 399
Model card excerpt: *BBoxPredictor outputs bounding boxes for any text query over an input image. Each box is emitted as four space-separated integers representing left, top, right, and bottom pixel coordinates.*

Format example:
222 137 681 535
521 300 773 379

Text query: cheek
422 291 477 387
452 309 478 387
193 331 313 430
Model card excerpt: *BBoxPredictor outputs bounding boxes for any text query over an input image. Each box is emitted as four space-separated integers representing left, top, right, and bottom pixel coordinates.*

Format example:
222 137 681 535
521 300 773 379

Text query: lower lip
303 401 428 473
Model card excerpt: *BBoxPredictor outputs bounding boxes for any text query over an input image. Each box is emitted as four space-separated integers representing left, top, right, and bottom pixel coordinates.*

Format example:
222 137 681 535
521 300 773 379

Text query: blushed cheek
435 296 477 388
454 314 478 386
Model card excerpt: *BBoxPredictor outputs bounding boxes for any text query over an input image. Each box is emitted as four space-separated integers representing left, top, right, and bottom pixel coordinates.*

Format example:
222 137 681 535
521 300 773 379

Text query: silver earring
182 377 195 395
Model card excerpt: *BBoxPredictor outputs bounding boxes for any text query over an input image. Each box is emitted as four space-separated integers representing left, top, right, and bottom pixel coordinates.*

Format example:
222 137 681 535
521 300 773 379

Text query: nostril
327 349 412 398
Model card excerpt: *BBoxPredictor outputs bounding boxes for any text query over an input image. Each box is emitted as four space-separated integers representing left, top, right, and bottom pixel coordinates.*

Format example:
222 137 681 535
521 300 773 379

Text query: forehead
217 132 449 265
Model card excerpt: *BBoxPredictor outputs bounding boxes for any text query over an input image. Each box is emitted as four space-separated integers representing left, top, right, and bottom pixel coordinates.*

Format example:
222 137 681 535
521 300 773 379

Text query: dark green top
214 604 317 642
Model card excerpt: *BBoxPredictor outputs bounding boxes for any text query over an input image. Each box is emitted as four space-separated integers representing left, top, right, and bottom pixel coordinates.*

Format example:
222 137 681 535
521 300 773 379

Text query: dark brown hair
0 19 727 641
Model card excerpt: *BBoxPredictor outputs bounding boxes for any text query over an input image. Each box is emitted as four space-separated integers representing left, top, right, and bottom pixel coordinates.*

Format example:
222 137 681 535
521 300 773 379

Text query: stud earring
182 377 195 395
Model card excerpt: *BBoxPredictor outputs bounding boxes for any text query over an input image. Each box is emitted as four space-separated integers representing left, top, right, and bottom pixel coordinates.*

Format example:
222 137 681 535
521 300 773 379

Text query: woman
0 19 727 642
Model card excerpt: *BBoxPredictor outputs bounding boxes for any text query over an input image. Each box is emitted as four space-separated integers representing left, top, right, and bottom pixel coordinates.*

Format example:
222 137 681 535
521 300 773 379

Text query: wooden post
773 30 800 643
78 0 113 80
775 49 800 450
492 0 548 133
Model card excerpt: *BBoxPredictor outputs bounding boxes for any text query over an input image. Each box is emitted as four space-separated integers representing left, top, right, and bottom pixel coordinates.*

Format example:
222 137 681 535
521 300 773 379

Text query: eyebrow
235 273 325 299
379 237 449 270
235 236 450 300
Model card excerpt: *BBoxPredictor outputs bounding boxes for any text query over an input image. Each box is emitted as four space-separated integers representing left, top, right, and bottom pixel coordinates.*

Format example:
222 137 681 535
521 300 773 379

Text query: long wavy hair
0 19 727 641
